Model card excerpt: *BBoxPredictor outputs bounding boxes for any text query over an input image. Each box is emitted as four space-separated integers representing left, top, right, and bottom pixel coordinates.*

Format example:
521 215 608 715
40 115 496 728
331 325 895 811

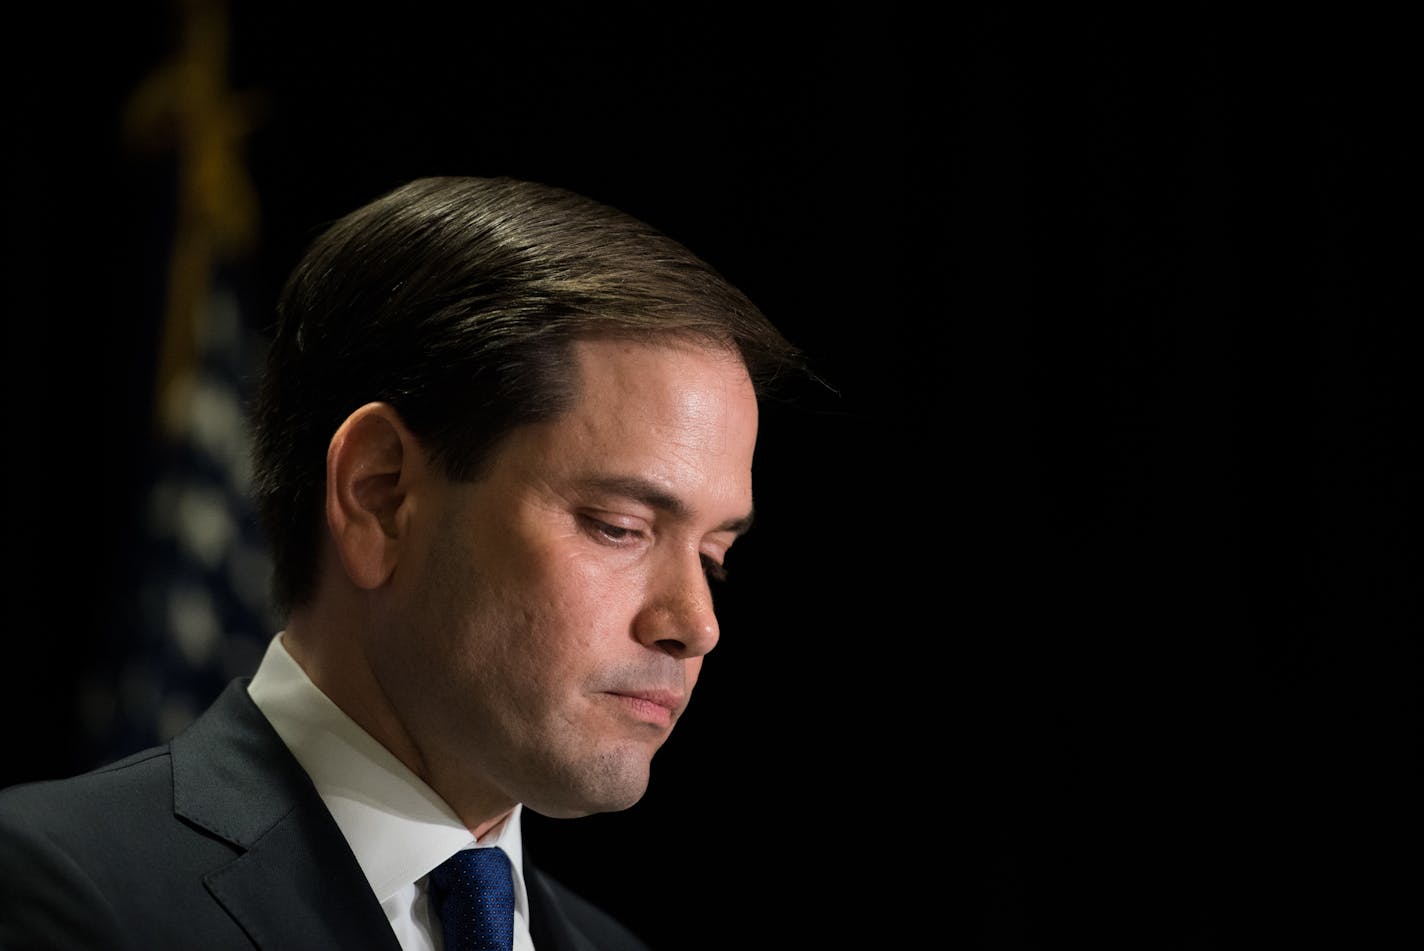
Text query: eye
701 554 728 584
579 514 645 546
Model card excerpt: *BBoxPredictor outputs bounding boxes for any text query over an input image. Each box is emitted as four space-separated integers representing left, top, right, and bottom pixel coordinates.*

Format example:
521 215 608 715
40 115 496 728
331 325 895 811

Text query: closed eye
701 554 728 584
582 514 728 582
580 515 645 546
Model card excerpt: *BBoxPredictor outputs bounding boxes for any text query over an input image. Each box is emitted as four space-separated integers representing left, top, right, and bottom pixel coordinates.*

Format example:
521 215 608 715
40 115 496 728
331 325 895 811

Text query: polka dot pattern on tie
429 846 515 951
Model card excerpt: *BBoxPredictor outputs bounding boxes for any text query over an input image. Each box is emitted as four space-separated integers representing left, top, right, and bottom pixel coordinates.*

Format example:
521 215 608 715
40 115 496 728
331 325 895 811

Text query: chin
524 754 652 818
525 789 648 819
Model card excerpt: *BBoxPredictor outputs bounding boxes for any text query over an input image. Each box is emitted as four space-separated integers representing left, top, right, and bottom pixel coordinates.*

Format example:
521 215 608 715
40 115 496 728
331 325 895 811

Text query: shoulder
0 745 175 837
0 748 182 951
0 745 191 881
0 684 283 949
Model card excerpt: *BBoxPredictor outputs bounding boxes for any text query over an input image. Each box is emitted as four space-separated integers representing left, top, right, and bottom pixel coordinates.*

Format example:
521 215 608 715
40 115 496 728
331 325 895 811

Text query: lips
605 688 684 727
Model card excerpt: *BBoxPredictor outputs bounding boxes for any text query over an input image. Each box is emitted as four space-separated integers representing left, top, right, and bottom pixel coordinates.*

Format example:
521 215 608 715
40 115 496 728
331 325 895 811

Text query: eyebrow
580 475 755 535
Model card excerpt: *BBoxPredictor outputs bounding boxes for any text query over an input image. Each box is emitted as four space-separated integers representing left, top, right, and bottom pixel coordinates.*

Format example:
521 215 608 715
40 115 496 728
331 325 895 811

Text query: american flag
80 0 276 765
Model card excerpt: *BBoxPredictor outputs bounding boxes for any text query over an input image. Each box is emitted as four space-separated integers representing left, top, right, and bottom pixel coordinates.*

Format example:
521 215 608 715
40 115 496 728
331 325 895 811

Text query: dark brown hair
251 175 804 614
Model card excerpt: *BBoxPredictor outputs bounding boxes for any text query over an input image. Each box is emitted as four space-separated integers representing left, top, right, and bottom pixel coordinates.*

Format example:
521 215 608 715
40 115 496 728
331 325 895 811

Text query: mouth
604 689 683 728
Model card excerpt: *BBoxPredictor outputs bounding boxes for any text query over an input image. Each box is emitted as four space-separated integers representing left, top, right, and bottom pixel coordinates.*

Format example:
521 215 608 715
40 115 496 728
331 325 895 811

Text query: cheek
489 555 629 668
547 545 649 623
470 520 656 682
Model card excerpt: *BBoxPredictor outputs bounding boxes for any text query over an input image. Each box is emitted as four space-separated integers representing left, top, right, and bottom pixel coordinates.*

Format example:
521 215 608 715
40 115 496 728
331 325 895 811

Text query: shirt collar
245 632 528 906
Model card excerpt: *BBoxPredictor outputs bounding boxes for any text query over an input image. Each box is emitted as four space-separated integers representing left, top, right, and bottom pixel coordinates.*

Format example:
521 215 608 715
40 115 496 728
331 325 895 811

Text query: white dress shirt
246 633 536 951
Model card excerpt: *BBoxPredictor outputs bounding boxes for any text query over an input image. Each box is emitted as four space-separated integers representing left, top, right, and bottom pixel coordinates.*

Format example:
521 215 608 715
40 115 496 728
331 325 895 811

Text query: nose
633 552 720 659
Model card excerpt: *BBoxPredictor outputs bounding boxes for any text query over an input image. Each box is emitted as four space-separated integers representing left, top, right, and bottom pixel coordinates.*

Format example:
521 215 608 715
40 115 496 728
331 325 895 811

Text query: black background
7 4 1418 948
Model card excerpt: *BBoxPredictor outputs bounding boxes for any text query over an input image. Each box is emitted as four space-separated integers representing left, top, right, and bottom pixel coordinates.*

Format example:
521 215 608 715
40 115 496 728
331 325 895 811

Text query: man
0 176 805 949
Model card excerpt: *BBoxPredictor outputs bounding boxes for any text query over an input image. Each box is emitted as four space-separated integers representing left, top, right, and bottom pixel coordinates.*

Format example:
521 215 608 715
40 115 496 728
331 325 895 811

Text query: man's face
374 337 759 819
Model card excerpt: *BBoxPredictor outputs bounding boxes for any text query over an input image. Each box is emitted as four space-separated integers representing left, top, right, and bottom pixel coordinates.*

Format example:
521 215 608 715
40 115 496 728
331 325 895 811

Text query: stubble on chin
519 729 658 818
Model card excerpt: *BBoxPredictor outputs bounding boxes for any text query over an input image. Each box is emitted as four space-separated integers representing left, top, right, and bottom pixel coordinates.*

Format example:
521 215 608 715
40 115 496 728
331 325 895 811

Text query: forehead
567 336 754 430
494 337 759 513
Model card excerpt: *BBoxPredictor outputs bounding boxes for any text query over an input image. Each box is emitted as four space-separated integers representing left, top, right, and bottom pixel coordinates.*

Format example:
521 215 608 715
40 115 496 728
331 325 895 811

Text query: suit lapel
525 858 602 951
203 808 402 950
170 680 402 951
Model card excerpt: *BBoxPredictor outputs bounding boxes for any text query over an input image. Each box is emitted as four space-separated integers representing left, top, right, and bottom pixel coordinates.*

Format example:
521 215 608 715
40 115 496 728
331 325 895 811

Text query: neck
281 597 517 838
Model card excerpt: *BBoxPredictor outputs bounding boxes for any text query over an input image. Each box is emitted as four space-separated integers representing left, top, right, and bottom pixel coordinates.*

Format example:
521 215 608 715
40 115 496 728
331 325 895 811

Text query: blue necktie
429 846 515 951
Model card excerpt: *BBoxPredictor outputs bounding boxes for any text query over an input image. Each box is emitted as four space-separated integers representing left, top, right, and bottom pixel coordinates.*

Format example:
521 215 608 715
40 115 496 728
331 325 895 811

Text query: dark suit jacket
0 680 653 951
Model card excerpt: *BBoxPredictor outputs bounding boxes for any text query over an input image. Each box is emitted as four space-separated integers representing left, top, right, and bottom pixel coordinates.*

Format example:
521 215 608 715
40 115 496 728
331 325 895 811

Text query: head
253 176 800 615
250 176 803 820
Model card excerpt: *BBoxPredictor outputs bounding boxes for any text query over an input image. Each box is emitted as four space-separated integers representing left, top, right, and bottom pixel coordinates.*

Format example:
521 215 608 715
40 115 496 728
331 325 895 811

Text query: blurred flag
80 0 276 763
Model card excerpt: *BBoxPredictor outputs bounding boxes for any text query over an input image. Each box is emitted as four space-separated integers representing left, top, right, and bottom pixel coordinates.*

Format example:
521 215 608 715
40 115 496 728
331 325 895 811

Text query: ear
325 402 428 591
